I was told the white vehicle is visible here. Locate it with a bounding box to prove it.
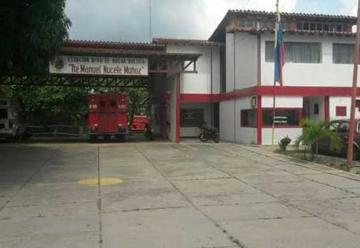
[0,100,29,140]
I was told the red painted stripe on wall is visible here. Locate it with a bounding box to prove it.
[180,94,221,103]
[257,86,360,97]
[181,86,360,104]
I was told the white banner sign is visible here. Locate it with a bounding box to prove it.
[49,56,148,76]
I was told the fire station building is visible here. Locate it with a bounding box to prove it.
[52,10,360,144]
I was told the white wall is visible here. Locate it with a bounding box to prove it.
[166,45,221,94]
[262,96,303,108]
[261,33,358,87]
[181,103,212,137]
[262,128,302,146]
[220,100,235,142]
[234,32,258,90]
[329,96,360,120]
[226,33,235,92]
[304,96,325,121]
[236,97,257,144]
[220,97,257,144]
[225,32,258,93]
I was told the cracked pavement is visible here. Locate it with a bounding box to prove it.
[1,142,360,247]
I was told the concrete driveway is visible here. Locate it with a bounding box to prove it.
[1,142,360,248]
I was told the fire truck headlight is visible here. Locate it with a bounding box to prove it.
[118,124,123,127]
[94,123,98,127]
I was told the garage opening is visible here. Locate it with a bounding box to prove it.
[0,40,200,143]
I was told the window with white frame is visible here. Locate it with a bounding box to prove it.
[265,41,322,64]
[333,43,355,64]
[241,109,257,127]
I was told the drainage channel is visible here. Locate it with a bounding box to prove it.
[96,145,104,248]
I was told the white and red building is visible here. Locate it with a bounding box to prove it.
[165,10,360,145]
[55,10,360,144]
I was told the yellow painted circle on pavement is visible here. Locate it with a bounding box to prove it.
[78,177,123,186]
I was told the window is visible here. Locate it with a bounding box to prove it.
[356,100,360,109]
[181,109,204,127]
[336,24,344,32]
[314,104,319,115]
[266,41,322,63]
[99,101,106,108]
[110,100,117,108]
[323,24,330,31]
[241,110,257,127]
[303,22,309,30]
[296,22,344,32]
[263,109,302,127]
[239,18,256,28]
[0,109,8,119]
[310,23,316,31]
[336,106,347,117]
[297,23,303,30]
[333,44,355,64]
[316,23,323,31]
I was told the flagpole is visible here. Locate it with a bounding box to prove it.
[272,0,280,147]
[347,0,360,167]
[149,0,152,42]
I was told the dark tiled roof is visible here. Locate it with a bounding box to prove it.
[153,38,223,46]
[60,40,202,60]
[228,9,356,20]
[64,39,165,51]
[210,9,357,41]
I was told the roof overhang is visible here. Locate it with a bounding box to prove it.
[59,40,201,76]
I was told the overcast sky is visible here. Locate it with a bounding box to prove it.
[65,0,358,42]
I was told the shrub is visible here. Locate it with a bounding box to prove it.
[279,136,292,151]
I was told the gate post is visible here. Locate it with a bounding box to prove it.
[176,73,181,143]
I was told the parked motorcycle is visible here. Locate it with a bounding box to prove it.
[199,124,219,143]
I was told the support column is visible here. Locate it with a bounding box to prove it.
[257,95,263,145]
[324,96,330,121]
[175,73,181,143]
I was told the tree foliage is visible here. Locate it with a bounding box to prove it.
[0,0,71,75]
[0,85,152,127]
[0,85,89,125]
[295,118,343,160]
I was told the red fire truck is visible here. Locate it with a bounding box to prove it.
[88,94,128,141]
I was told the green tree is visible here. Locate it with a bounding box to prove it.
[127,88,151,127]
[295,118,343,160]
[0,85,89,125]
[0,0,71,75]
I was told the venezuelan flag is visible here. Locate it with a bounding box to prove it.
[274,8,285,86]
